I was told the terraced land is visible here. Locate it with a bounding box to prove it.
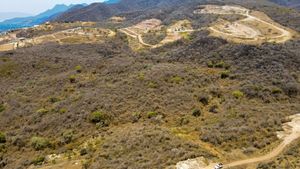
[194,5,297,44]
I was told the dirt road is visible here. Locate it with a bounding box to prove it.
[244,10,292,43]
[198,5,294,44]
[119,27,198,48]
[119,28,155,47]
[223,114,300,168]
[224,134,299,168]
[176,114,300,169]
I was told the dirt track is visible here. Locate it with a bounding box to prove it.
[197,5,294,44]
[120,20,197,48]
[119,28,154,47]
[223,114,300,168]
[176,114,300,169]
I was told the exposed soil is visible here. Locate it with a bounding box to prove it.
[195,5,297,44]
[175,113,300,169]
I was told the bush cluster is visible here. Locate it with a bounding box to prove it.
[31,137,50,150]
[0,133,6,144]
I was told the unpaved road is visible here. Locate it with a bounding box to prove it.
[224,133,299,168]
[119,27,198,48]
[200,5,293,43]
[177,114,300,169]
[244,10,292,43]
[223,114,300,168]
[119,28,154,47]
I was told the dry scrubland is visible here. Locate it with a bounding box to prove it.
[0,31,299,168]
[0,1,299,169]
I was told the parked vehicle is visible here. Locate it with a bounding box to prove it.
[214,163,223,169]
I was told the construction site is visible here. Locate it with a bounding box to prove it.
[194,5,297,44]
[0,24,115,52]
[119,19,195,49]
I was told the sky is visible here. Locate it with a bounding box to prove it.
[0,0,105,15]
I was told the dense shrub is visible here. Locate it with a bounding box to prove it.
[207,61,214,68]
[75,65,82,73]
[0,104,4,112]
[59,108,67,114]
[257,162,276,169]
[31,137,50,150]
[206,60,230,69]
[49,97,60,103]
[170,76,183,84]
[209,105,219,114]
[36,108,48,114]
[131,112,141,123]
[61,130,74,144]
[220,71,230,79]
[215,61,226,68]
[11,136,25,148]
[192,109,201,117]
[0,133,6,144]
[147,111,158,118]
[232,90,244,99]
[89,111,110,126]
[282,82,299,97]
[198,94,209,105]
[80,148,88,156]
[31,156,45,165]
[271,87,282,94]
[69,75,76,83]
[148,82,158,88]
[89,111,104,123]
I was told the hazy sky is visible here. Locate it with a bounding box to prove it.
[1,0,105,14]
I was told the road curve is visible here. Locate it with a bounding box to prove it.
[224,132,299,168]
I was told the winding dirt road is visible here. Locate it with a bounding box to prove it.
[198,5,294,44]
[223,114,300,168]
[119,28,154,47]
[224,133,299,168]
[119,27,199,48]
[177,114,300,169]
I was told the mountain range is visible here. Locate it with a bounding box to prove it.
[0,0,121,32]
[0,4,79,32]
[0,0,298,33]
[271,0,300,9]
[54,0,300,23]
[0,12,32,22]
[0,4,82,32]
[54,0,186,22]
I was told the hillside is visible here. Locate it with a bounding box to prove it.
[0,12,32,22]
[0,0,299,169]
[270,0,300,9]
[54,0,187,22]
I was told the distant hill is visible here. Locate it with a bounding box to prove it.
[0,4,79,32]
[54,0,185,22]
[270,0,300,9]
[0,12,32,22]
[105,0,121,4]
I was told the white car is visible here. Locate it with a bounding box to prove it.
[214,163,223,169]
